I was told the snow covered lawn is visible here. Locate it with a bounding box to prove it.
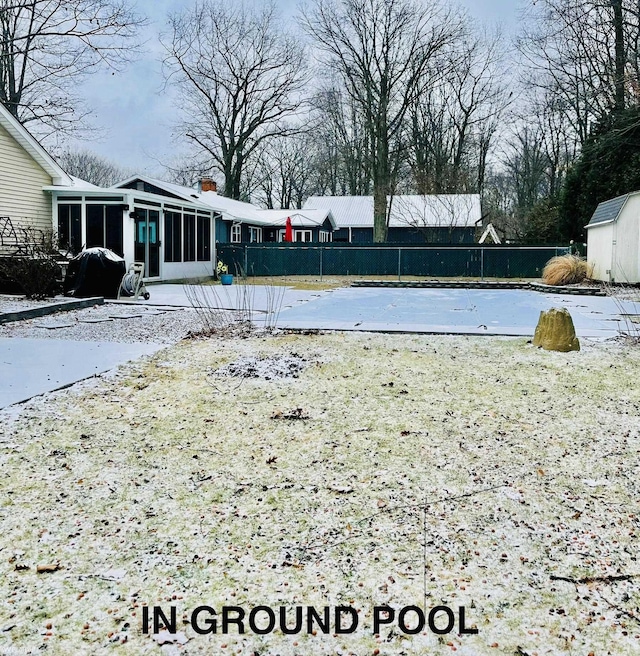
[1,332,639,655]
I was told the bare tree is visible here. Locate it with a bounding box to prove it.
[0,0,146,139]
[504,127,551,214]
[408,24,508,195]
[529,89,579,197]
[160,153,216,189]
[301,0,463,242]
[518,0,640,145]
[393,194,479,243]
[57,149,132,187]
[483,121,560,241]
[255,134,316,209]
[310,84,372,197]
[163,0,308,201]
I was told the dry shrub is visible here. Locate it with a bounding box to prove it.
[0,227,62,298]
[542,254,593,286]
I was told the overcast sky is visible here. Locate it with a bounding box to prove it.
[69,0,524,178]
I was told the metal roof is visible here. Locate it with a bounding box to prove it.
[303,194,481,229]
[114,177,336,227]
[255,208,335,228]
[586,194,629,228]
[113,175,204,203]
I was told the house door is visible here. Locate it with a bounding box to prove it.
[134,208,160,278]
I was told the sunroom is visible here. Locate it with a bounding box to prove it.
[47,183,217,282]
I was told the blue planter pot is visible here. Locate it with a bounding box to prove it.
[220,274,234,285]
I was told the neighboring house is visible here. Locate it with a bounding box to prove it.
[303,194,482,243]
[586,193,640,283]
[218,208,335,244]
[203,188,335,243]
[0,102,78,256]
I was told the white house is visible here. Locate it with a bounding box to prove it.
[586,192,640,283]
[0,102,81,256]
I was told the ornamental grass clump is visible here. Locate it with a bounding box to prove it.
[542,254,593,286]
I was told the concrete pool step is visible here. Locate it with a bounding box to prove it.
[351,280,606,296]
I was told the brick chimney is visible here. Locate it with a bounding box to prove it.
[200,177,217,193]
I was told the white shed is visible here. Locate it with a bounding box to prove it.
[586,192,640,283]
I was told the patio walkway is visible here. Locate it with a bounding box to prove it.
[0,338,162,409]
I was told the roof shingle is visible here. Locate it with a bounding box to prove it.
[586,194,629,227]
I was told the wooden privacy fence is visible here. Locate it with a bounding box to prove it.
[216,244,571,279]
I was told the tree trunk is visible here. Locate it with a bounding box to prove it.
[612,0,625,112]
[372,124,390,242]
[373,182,388,242]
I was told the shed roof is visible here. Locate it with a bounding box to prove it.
[303,194,482,229]
[586,194,630,228]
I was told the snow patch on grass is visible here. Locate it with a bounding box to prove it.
[1,333,639,655]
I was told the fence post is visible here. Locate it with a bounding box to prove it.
[244,245,248,277]
[319,246,323,280]
[480,247,484,281]
[398,247,401,281]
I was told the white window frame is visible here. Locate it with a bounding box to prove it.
[318,230,332,243]
[294,229,313,243]
[249,226,262,243]
[230,223,242,243]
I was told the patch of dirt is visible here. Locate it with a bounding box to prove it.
[271,407,310,420]
[213,353,309,379]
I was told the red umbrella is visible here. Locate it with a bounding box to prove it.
[284,216,293,242]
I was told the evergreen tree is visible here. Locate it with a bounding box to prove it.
[560,107,640,242]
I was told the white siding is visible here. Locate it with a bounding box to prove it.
[0,122,53,256]
[613,195,640,283]
[587,223,614,281]
[162,261,214,281]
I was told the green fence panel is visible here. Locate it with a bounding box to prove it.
[482,247,568,278]
[215,244,571,279]
[259,245,325,276]
[216,245,245,274]
[323,246,399,275]
[400,248,482,277]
